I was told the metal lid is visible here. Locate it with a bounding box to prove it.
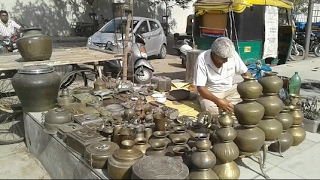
[19,65,54,74]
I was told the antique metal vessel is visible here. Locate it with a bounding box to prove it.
[153,112,167,131]
[258,71,283,94]
[169,125,191,141]
[57,123,83,142]
[237,76,263,99]
[258,117,283,141]
[234,100,265,127]
[269,131,293,152]
[107,140,144,179]
[257,95,284,118]
[276,109,294,130]
[16,27,53,61]
[93,77,106,91]
[133,137,150,154]
[44,108,73,134]
[131,156,189,179]
[12,65,61,112]
[213,161,241,179]
[289,106,304,126]
[234,126,265,153]
[287,126,306,146]
[57,89,75,107]
[84,141,119,169]
[145,141,167,156]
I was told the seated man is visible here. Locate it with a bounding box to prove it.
[194,37,252,116]
[0,10,22,40]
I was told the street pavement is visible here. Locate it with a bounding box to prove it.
[1,40,320,179]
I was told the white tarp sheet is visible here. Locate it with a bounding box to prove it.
[263,6,279,59]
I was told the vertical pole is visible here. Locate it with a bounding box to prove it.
[122,0,133,82]
[305,0,314,58]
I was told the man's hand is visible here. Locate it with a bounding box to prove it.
[216,98,234,112]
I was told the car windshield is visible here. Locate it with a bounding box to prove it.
[99,19,139,33]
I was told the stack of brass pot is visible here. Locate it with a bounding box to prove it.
[189,134,218,179]
[234,76,266,154]
[107,140,143,179]
[270,108,294,152]
[287,95,306,146]
[257,72,284,142]
[212,112,240,179]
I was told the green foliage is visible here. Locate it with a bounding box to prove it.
[288,0,320,14]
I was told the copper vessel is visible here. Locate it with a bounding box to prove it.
[289,106,304,126]
[257,95,284,118]
[258,117,283,141]
[107,140,143,179]
[258,71,283,94]
[269,131,293,153]
[237,76,263,99]
[234,100,265,127]
[276,109,294,130]
[131,156,189,179]
[287,126,306,146]
[234,126,265,153]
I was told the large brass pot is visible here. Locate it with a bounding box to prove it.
[16,27,53,61]
[212,161,240,179]
[258,118,283,141]
[257,95,284,118]
[287,126,306,146]
[258,71,283,94]
[107,140,143,179]
[234,100,265,127]
[212,141,239,163]
[237,76,263,100]
[276,109,294,130]
[234,126,265,153]
[289,106,304,126]
[269,132,293,153]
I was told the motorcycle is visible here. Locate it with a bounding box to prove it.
[0,35,18,53]
[179,39,193,68]
[289,39,305,61]
[296,32,320,57]
[102,33,154,84]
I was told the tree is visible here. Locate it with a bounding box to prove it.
[149,0,194,9]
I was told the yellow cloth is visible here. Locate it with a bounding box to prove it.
[147,84,202,118]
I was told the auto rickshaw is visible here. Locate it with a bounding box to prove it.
[192,0,294,65]
[173,14,194,54]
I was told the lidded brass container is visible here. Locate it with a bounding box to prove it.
[107,140,143,179]
[84,141,119,169]
[44,108,73,134]
[212,112,240,179]
[57,89,75,107]
[131,156,189,179]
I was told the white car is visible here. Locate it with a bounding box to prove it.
[87,16,167,59]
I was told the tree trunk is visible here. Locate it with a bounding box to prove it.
[122,0,133,82]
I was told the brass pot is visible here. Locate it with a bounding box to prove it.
[258,71,283,94]
[57,89,75,107]
[107,140,143,179]
[145,141,167,156]
[133,137,150,154]
[212,161,240,179]
[237,76,263,100]
[44,108,72,134]
[148,131,171,146]
[234,100,265,127]
[212,141,239,163]
[218,112,234,127]
[153,113,167,131]
[17,27,53,61]
[234,126,265,153]
[94,78,106,91]
[289,94,301,107]
[276,109,294,130]
[269,131,293,153]
[169,125,191,141]
[258,118,283,141]
[257,95,284,118]
[287,126,306,146]
[289,106,304,126]
[216,128,237,142]
[189,169,219,179]
[191,135,216,169]
[118,128,136,146]
[83,141,119,169]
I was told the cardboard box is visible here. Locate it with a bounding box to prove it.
[202,13,227,29]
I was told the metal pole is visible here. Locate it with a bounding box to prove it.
[305,0,315,58]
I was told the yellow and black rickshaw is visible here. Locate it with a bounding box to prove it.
[192,0,294,65]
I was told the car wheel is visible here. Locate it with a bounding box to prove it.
[158,44,167,59]
[134,66,152,84]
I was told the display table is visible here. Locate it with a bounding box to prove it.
[24,112,109,179]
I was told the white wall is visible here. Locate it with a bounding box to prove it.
[0,0,195,36]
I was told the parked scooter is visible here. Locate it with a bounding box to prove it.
[0,35,18,53]
[179,39,193,68]
[295,32,320,57]
[102,34,154,84]
[289,39,305,61]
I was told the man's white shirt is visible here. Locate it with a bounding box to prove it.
[0,19,21,37]
[193,50,248,93]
